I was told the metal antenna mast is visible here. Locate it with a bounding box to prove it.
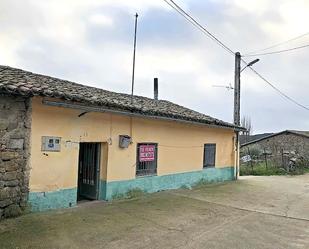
[131,13,139,98]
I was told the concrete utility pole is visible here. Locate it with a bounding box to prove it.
[234,52,241,180]
[234,52,241,126]
[233,53,259,179]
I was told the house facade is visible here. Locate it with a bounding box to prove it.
[0,66,242,216]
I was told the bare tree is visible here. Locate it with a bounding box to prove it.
[241,116,253,139]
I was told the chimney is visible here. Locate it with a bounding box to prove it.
[154,78,158,100]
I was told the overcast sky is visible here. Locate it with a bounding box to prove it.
[0,0,308,133]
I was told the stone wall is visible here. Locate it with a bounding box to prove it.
[0,94,31,219]
[243,133,309,157]
[241,133,309,168]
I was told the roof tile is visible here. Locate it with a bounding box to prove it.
[0,65,242,130]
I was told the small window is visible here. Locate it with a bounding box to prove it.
[136,143,158,176]
[203,144,216,167]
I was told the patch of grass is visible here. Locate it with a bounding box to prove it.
[126,188,145,199]
[22,204,32,215]
[180,184,192,190]
[111,192,127,200]
[240,158,309,176]
[112,188,146,200]
[240,163,285,176]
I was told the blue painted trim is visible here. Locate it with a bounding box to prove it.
[100,166,234,200]
[28,187,77,212]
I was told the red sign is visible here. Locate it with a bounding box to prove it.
[139,145,155,162]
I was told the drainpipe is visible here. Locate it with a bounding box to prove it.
[234,132,239,180]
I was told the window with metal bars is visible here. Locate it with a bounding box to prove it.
[203,144,216,167]
[136,143,158,176]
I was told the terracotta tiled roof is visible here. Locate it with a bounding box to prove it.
[0,65,242,130]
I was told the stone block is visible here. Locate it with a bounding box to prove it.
[3,172,17,181]
[9,130,25,138]
[4,180,19,187]
[7,122,19,131]
[17,172,24,180]
[4,204,22,218]
[20,186,29,193]
[0,187,19,199]
[20,194,28,205]
[0,199,12,208]
[8,139,24,150]
[0,151,19,160]
[0,188,10,199]
[0,110,13,119]
[14,101,26,110]
[3,160,19,172]
[15,158,27,167]
[0,120,9,130]
[0,144,7,150]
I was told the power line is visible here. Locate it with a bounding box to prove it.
[163,0,309,112]
[243,43,309,57]
[242,58,309,111]
[244,31,309,55]
[163,0,235,55]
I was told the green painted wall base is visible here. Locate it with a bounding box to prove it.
[100,166,234,200]
[28,167,234,212]
[28,187,77,212]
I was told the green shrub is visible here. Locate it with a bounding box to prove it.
[289,158,309,175]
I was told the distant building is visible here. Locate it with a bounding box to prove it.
[241,130,309,160]
[240,133,273,145]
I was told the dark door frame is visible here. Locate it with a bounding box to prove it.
[77,142,101,201]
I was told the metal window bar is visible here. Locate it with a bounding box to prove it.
[136,143,158,176]
[81,143,97,186]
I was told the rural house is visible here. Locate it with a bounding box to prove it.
[0,66,243,216]
[241,130,309,165]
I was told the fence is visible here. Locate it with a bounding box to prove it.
[240,147,309,173]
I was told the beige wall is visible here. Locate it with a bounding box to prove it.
[29,97,236,192]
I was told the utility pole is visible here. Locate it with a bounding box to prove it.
[234,52,241,179]
[234,52,241,126]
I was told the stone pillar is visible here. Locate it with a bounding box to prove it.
[0,94,31,219]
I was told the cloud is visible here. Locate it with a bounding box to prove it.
[0,0,308,133]
[88,14,113,27]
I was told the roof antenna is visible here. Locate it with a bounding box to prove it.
[131,13,139,103]
[212,83,234,91]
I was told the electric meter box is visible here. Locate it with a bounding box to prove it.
[119,135,132,148]
[41,136,61,152]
